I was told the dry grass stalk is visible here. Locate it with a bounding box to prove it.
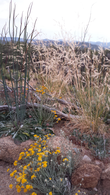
[29,40,109,133]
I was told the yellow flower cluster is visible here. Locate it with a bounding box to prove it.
[8,133,58,195]
[18,152,25,161]
[10,170,17,177]
[36,85,48,95]
[51,110,61,123]
[54,149,61,154]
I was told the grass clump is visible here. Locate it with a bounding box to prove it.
[30,42,109,133]
[8,134,75,195]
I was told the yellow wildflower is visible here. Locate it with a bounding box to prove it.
[24,188,27,193]
[26,152,31,157]
[49,192,52,195]
[7,168,10,172]
[18,156,22,161]
[9,184,13,189]
[37,156,42,161]
[26,185,33,190]
[16,185,20,189]
[45,134,49,138]
[27,163,31,167]
[16,177,22,183]
[34,134,39,138]
[16,185,21,193]
[23,165,27,170]
[13,160,17,166]
[36,89,41,93]
[31,192,37,195]
[42,86,48,90]
[37,162,42,166]
[34,143,38,146]
[51,110,56,114]
[10,170,17,177]
[63,158,69,161]
[42,161,47,168]
[31,150,35,155]
[17,187,21,193]
[31,174,36,180]
[21,178,27,184]
[54,149,60,154]
[19,152,25,156]
[18,152,25,160]
[36,167,40,172]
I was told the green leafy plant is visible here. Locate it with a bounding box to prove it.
[0,110,54,141]
[72,129,110,159]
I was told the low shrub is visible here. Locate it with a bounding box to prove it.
[8,134,75,195]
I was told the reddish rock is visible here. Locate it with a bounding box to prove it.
[71,163,101,188]
[0,136,35,163]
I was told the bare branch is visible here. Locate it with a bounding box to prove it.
[0,102,81,120]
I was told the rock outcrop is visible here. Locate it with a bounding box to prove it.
[0,136,35,163]
[71,163,101,188]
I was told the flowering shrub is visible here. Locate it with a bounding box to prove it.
[8,134,74,195]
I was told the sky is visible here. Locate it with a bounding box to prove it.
[0,0,110,42]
